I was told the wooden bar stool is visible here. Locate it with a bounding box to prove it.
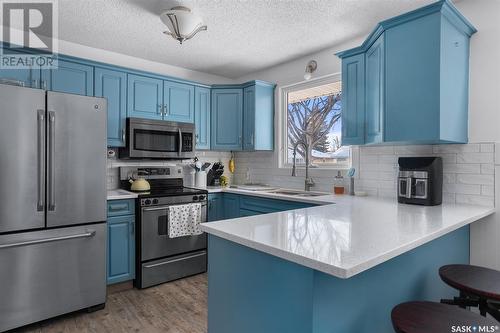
[392,301,498,333]
[440,264,500,321]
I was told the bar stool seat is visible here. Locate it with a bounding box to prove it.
[392,301,498,333]
[440,264,500,320]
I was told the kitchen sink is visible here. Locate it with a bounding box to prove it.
[268,189,329,197]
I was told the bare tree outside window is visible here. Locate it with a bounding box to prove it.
[285,80,348,167]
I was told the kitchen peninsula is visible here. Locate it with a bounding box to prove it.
[200,192,494,333]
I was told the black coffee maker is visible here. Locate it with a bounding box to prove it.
[397,157,443,206]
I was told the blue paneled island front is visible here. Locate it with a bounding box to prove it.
[200,192,494,333]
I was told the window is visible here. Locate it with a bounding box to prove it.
[281,75,349,168]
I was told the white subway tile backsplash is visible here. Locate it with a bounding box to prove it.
[456,174,494,185]
[443,163,481,174]
[456,194,494,207]
[481,164,495,175]
[433,144,480,153]
[481,144,495,153]
[234,142,495,207]
[456,152,494,164]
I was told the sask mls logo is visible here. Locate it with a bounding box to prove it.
[0,0,58,70]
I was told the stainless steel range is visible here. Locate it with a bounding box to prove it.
[120,166,208,289]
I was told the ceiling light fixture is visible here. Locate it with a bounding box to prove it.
[160,6,207,44]
[304,60,317,80]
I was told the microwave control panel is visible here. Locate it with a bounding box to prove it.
[182,133,193,152]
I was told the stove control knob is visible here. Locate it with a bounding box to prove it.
[198,195,206,201]
[193,195,199,201]
[144,199,151,205]
[152,199,159,205]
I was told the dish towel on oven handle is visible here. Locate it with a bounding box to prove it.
[168,203,203,238]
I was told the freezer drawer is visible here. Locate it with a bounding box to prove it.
[0,223,106,332]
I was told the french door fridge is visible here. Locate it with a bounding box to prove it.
[0,84,107,332]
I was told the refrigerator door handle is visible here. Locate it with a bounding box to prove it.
[0,230,96,249]
[178,128,182,155]
[37,110,46,211]
[48,111,56,211]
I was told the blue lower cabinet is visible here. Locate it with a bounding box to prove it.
[208,193,316,221]
[42,59,94,96]
[208,194,223,222]
[107,215,135,284]
[95,67,127,147]
[107,199,136,285]
[223,194,241,219]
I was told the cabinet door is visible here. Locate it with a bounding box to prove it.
[163,81,195,123]
[95,68,127,147]
[194,86,211,150]
[223,193,240,219]
[341,54,365,145]
[208,194,222,222]
[127,74,163,120]
[0,49,41,88]
[107,215,135,284]
[243,86,255,150]
[42,59,93,96]
[211,89,243,150]
[365,34,385,144]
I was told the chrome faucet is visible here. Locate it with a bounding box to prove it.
[291,141,315,191]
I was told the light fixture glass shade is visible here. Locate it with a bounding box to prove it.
[160,6,207,44]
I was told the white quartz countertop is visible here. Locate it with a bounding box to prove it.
[107,189,138,200]
[200,189,495,279]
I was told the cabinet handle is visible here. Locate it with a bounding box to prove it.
[42,80,47,90]
[164,104,168,116]
[130,222,135,235]
[239,135,242,144]
[122,128,126,143]
[157,104,162,115]
[32,79,39,88]
[195,134,199,144]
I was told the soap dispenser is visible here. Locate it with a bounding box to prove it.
[333,171,345,195]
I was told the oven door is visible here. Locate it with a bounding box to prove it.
[140,203,207,262]
[125,118,195,159]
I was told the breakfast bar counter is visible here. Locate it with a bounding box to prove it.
[200,192,495,333]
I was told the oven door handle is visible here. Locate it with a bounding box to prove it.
[142,206,170,212]
[178,128,182,156]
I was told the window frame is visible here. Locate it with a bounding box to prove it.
[278,73,350,170]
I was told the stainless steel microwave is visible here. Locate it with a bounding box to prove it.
[119,118,195,159]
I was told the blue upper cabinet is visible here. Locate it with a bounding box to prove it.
[0,49,41,88]
[243,82,275,151]
[341,54,365,146]
[195,86,211,150]
[163,80,195,123]
[95,67,127,147]
[211,88,243,150]
[365,34,384,144]
[127,74,163,120]
[336,0,476,145]
[41,59,93,96]
[243,86,256,150]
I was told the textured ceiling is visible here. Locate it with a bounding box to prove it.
[58,0,441,79]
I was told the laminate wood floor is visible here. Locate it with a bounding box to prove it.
[13,273,207,333]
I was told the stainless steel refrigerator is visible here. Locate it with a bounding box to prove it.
[0,84,107,332]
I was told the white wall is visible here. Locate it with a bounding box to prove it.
[58,39,234,85]
[234,0,500,270]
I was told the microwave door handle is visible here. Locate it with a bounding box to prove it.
[178,128,182,155]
